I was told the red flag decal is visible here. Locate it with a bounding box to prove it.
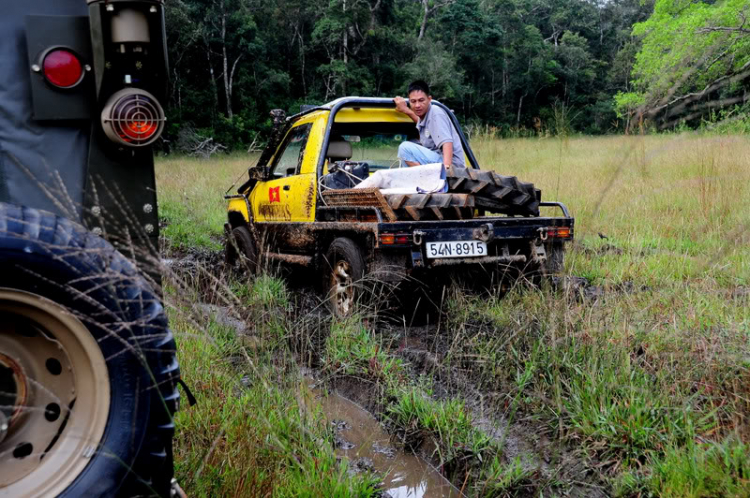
[269,186,281,203]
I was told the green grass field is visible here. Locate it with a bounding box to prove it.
[158,134,750,497]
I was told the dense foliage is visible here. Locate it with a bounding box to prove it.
[164,0,749,149]
[616,0,750,131]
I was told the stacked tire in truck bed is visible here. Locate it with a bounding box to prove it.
[321,165,540,221]
[445,165,540,217]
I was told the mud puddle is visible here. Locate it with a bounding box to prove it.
[303,380,459,498]
[186,300,458,497]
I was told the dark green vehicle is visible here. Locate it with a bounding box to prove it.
[0,1,181,496]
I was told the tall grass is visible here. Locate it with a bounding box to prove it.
[157,153,256,251]
[157,134,750,496]
[162,258,380,496]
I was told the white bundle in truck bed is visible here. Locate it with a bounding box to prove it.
[354,163,447,195]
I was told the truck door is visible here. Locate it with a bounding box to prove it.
[254,122,317,223]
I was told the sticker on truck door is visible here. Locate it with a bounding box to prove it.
[269,186,281,203]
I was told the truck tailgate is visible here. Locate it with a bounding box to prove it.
[375,202,573,267]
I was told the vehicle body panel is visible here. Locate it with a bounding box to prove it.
[0,0,169,266]
[334,108,414,124]
[0,2,91,218]
[251,174,316,222]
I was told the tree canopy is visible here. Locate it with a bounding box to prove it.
[162,0,747,150]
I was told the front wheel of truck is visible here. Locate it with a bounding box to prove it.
[226,225,259,276]
[323,238,365,318]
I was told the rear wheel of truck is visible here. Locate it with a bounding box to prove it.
[544,243,565,276]
[526,242,565,289]
[226,225,258,276]
[398,278,444,326]
[324,238,365,318]
[0,204,179,497]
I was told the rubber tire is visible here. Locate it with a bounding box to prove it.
[398,278,444,326]
[226,225,258,275]
[0,203,179,498]
[446,166,540,217]
[323,238,366,318]
[544,242,565,275]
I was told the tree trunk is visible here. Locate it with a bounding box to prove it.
[296,26,307,97]
[229,54,243,106]
[342,0,348,94]
[418,0,429,41]
[599,17,604,47]
[491,68,495,108]
[220,2,232,120]
[343,31,348,65]
[503,54,509,98]
[516,93,526,128]
[174,68,182,121]
[205,39,219,112]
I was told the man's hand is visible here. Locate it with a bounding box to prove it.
[394,96,409,113]
[394,96,419,123]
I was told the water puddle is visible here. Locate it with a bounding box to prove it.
[304,383,459,498]
[191,301,461,497]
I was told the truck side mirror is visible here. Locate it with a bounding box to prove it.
[248,165,273,182]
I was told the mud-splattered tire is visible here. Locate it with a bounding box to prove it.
[446,165,540,217]
[398,279,444,326]
[324,238,365,318]
[0,203,179,497]
[226,225,258,275]
[544,243,565,275]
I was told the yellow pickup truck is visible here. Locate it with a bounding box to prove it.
[225,97,574,317]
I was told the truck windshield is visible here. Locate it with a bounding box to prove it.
[330,122,418,170]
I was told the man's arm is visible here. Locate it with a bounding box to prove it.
[394,96,419,124]
[432,109,455,166]
[441,142,453,167]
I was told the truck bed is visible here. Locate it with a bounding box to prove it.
[322,188,476,221]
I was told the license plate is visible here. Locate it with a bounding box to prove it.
[425,240,487,259]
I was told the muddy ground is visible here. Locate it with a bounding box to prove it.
[165,246,649,497]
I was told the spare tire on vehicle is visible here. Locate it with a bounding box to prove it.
[445,165,540,217]
[0,203,179,497]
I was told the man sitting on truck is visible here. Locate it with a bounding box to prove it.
[394,80,466,168]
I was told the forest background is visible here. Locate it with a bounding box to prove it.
[163,0,750,150]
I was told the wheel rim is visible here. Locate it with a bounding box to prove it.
[330,260,355,317]
[0,288,111,497]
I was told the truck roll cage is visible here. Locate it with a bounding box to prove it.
[313,97,481,183]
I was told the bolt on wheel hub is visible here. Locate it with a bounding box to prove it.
[0,411,8,445]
